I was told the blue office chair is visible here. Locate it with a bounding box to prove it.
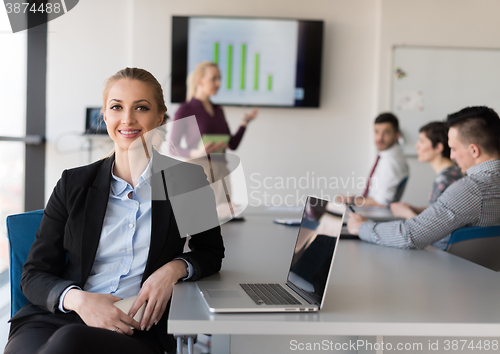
[393,177,408,203]
[445,225,500,271]
[6,210,197,354]
[6,209,43,317]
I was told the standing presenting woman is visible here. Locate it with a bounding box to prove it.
[390,122,462,219]
[5,68,224,354]
[170,61,257,206]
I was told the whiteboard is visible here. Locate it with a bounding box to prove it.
[391,46,500,155]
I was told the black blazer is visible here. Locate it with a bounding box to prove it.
[14,151,225,352]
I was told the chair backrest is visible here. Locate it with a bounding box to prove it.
[5,210,43,316]
[393,176,408,203]
[446,225,500,271]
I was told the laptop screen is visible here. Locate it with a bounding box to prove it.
[287,196,345,306]
[85,107,107,135]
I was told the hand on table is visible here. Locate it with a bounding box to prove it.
[63,290,140,336]
[347,212,369,235]
[128,260,187,332]
[390,202,417,220]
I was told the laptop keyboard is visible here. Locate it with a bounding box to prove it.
[240,283,302,305]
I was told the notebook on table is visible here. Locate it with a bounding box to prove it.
[196,196,345,313]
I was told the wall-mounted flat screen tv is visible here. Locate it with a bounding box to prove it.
[171,16,324,107]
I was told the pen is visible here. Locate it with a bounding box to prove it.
[348,204,356,213]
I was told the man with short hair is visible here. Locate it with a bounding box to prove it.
[347,106,500,250]
[337,112,409,207]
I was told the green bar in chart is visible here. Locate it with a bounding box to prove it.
[213,42,219,64]
[254,53,259,90]
[267,75,272,91]
[240,44,246,90]
[227,44,233,90]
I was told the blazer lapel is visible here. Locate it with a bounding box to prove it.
[80,156,114,284]
[143,154,174,280]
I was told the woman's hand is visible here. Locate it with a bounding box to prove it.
[128,260,187,332]
[63,289,140,336]
[241,108,258,127]
[189,141,228,159]
[390,202,417,220]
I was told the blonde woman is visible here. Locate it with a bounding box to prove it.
[170,61,257,206]
[5,68,224,354]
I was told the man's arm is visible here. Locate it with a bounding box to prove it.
[357,178,482,249]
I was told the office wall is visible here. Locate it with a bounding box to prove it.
[45,0,379,207]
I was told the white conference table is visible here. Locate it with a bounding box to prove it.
[169,214,500,340]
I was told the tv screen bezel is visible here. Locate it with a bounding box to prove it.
[171,15,324,108]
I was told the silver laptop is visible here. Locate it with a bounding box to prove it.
[196,196,346,313]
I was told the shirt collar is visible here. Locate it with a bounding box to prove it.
[466,159,500,176]
[378,143,400,157]
[110,158,153,197]
[139,159,153,187]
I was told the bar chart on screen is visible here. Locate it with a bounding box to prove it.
[187,17,298,106]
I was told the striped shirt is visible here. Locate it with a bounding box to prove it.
[358,159,500,250]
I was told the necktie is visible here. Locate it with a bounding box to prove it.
[363,155,380,198]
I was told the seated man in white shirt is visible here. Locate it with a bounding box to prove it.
[337,113,409,207]
[347,106,500,250]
